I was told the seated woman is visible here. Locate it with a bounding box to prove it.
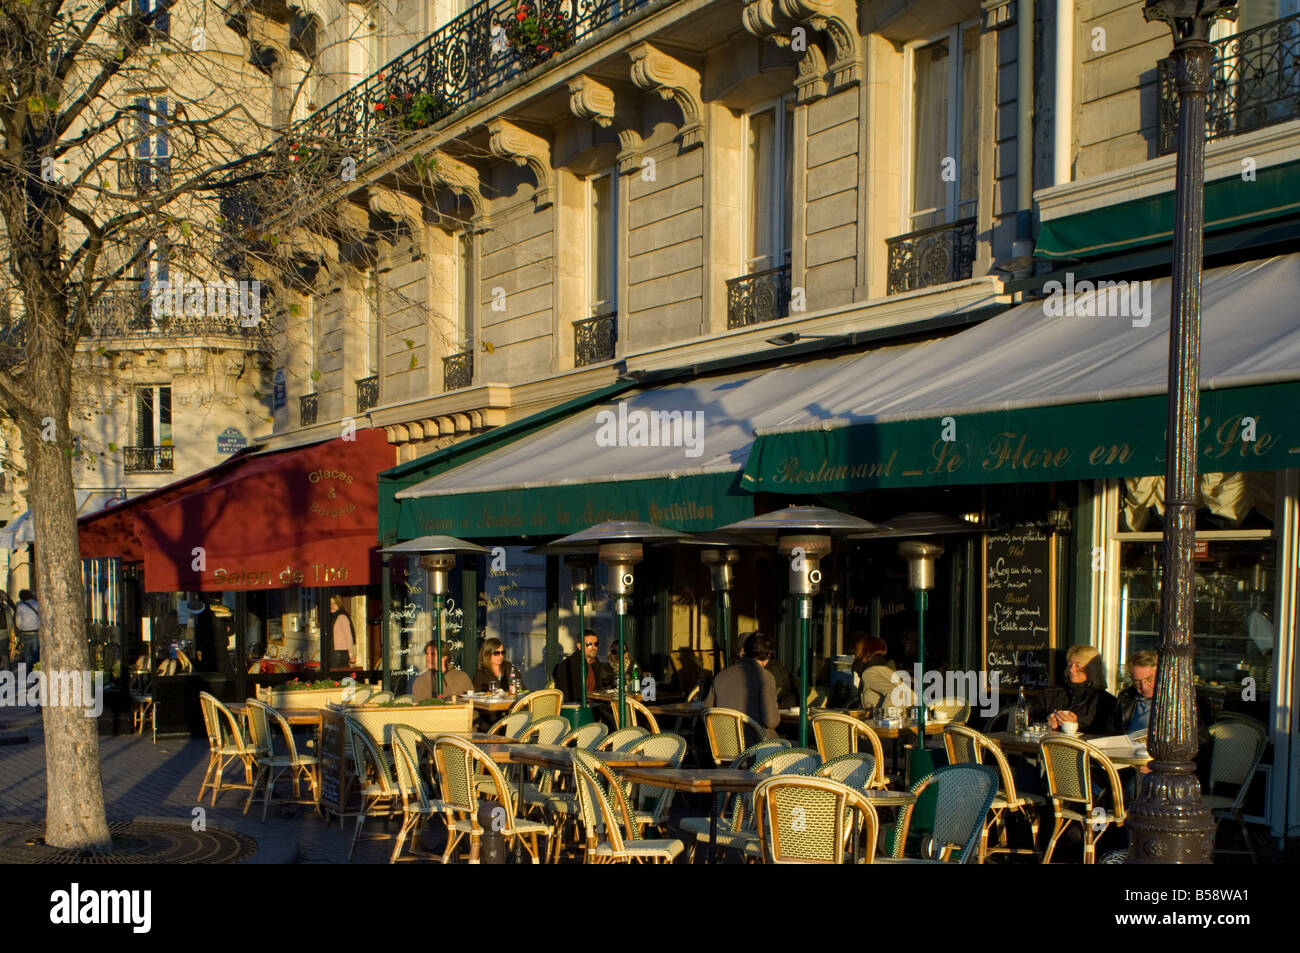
[858,635,913,710]
[473,637,515,693]
[1032,644,1117,733]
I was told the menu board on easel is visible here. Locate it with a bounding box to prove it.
[982,524,1055,689]
[319,707,350,821]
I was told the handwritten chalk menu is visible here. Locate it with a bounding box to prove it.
[983,525,1054,688]
[319,707,350,821]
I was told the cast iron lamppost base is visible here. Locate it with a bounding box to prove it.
[1127,0,1239,865]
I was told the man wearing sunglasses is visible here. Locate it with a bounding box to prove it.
[553,629,614,703]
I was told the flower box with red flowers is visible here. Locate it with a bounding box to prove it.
[504,0,574,68]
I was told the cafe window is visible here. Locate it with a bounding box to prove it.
[480,546,549,689]
[1110,471,1280,709]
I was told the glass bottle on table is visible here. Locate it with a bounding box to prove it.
[1012,685,1029,735]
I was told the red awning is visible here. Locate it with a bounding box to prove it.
[129,429,393,592]
[78,452,261,561]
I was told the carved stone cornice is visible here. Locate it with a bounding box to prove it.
[628,43,704,150]
[423,150,486,223]
[777,0,862,88]
[334,201,372,245]
[567,75,645,174]
[368,186,426,249]
[279,228,339,269]
[795,43,829,103]
[742,0,799,40]
[487,118,553,209]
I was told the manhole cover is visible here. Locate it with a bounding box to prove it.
[0,820,256,864]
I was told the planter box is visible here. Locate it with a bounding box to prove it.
[342,703,474,741]
[258,685,353,710]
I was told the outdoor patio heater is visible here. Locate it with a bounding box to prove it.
[550,521,688,726]
[720,506,882,747]
[380,535,489,694]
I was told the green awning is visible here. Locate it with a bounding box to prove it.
[1035,157,1300,261]
[396,471,752,540]
[741,380,1300,494]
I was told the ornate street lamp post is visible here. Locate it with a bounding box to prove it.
[1128,0,1239,864]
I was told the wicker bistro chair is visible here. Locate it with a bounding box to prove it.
[481,716,573,798]
[433,735,551,863]
[245,699,321,822]
[510,688,563,718]
[367,691,394,705]
[196,692,264,808]
[571,751,684,864]
[884,763,1000,864]
[1203,716,1269,863]
[811,712,888,788]
[680,740,799,863]
[128,668,156,743]
[623,732,689,835]
[348,685,374,704]
[388,725,454,863]
[487,710,532,738]
[345,718,403,860]
[753,775,881,864]
[703,708,767,767]
[612,696,661,734]
[816,753,878,792]
[753,748,822,778]
[392,694,415,704]
[597,726,649,752]
[560,721,609,751]
[944,724,1043,862]
[1039,736,1128,864]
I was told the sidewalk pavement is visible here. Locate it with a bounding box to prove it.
[0,704,391,863]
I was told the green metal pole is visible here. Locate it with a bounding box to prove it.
[906,588,936,842]
[915,588,927,740]
[577,589,588,712]
[718,590,731,666]
[433,591,444,695]
[798,594,810,749]
[616,607,627,728]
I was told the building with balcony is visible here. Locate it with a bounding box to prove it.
[111,0,1300,836]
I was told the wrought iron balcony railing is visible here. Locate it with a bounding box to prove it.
[300,393,318,427]
[117,156,171,193]
[292,0,660,170]
[443,351,473,390]
[356,375,379,413]
[84,293,268,342]
[574,312,617,367]
[727,263,792,329]
[1158,13,1300,155]
[124,446,174,473]
[886,218,977,296]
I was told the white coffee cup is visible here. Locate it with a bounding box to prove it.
[1060,721,1079,735]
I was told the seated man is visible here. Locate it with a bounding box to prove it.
[1032,644,1117,734]
[1108,650,1157,737]
[704,632,779,739]
[552,630,613,702]
[410,641,474,700]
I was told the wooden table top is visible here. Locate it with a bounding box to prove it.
[859,789,918,806]
[227,702,322,728]
[618,767,759,794]
[446,693,516,712]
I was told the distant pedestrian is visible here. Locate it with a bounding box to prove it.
[15,589,39,667]
[329,595,356,669]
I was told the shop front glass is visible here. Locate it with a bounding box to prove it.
[82,557,123,685]
[1115,470,1278,720]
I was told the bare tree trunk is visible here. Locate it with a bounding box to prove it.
[19,392,111,850]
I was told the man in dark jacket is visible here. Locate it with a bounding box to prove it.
[704,632,779,738]
[1107,650,1157,736]
[1033,644,1117,733]
[553,630,614,702]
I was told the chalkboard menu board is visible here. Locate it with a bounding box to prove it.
[982,525,1055,689]
[319,707,351,822]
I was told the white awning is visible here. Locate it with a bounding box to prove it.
[2,490,125,550]
[396,346,916,500]
[756,254,1300,435]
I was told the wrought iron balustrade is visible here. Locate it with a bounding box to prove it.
[84,293,269,343]
[1158,13,1300,155]
[886,218,977,296]
[300,393,318,427]
[443,351,473,390]
[574,311,617,366]
[117,156,171,193]
[356,375,380,413]
[290,0,662,171]
[124,446,173,473]
[726,263,792,329]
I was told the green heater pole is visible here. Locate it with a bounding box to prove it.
[798,594,811,749]
[905,588,937,838]
[718,590,731,667]
[433,590,444,695]
[577,588,588,712]
[616,607,628,729]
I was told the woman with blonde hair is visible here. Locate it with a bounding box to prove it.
[473,637,515,693]
[1032,644,1117,733]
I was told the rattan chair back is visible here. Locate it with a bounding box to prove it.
[612,696,661,733]
[812,712,886,787]
[704,707,767,766]
[488,710,532,738]
[562,721,609,750]
[754,775,879,864]
[518,715,571,745]
[598,726,649,751]
[1040,735,1127,822]
[816,753,877,791]
[753,747,822,777]
[1208,718,1267,808]
[510,688,564,718]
